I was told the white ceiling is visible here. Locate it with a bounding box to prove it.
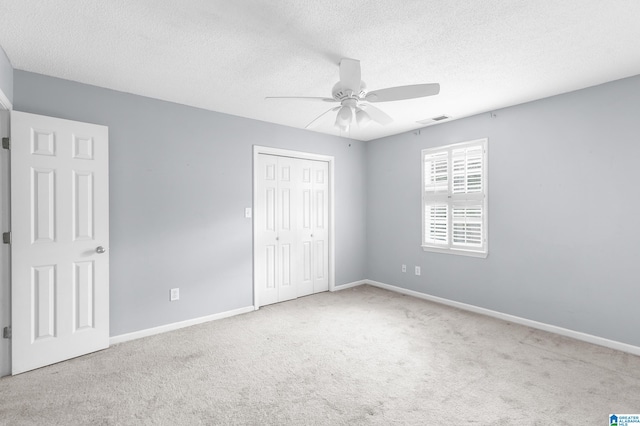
[1,1,639,141]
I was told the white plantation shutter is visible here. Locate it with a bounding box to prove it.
[424,151,448,193]
[452,146,483,194]
[452,205,482,247]
[425,204,448,244]
[422,139,488,257]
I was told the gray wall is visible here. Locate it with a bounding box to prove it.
[14,71,367,336]
[366,74,640,347]
[13,68,640,348]
[0,46,13,105]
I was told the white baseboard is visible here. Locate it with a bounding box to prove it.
[109,305,255,345]
[364,280,640,357]
[109,281,640,357]
[332,280,368,291]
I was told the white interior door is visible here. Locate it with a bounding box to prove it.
[297,160,314,298]
[310,160,329,294]
[10,111,109,375]
[255,153,329,307]
[297,160,329,297]
[255,154,298,306]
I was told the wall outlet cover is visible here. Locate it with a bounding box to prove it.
[170,288,180,301]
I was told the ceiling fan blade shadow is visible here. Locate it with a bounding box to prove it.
[305,106,341,129]
[265,96,337,102]
[365,83,440,103]
[339,58,361,94]
[360,104,393,126]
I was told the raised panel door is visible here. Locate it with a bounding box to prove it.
[11,111,109,375]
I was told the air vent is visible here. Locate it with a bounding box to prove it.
[416,115,451,125]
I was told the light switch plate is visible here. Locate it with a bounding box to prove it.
[245,207,252,218]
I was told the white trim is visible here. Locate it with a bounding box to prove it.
[421,245,488,258]
[363,280,640,357]
[109,305,254,345]
[0,108,9,377]
[252,145,336,308]
[332,280,367,291]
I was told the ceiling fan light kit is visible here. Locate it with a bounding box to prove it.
[335,105,353,131]
[267,58,440,133]
[355,108,372,128]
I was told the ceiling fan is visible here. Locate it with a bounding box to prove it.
[266,58,440,132]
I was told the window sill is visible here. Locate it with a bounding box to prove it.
[421,245,488,259]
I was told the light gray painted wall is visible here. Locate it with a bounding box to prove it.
[366,74,640,347]
[13,71,367,336]
[0,46,13,106]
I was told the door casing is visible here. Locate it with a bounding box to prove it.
[252,145,335,309]
[0,98,11,377]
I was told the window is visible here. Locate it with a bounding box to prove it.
[422,138,488,257]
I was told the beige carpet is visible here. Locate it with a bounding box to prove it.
[0,285,638,425]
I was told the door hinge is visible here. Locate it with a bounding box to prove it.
[2,326,10,339]
[2,232,10,244]
[1,137,8,150]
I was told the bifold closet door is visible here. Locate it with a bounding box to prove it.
[297,159,329,297]
[255,154,329,307]
[255,154,298,306]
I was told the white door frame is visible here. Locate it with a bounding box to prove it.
[0,89,12,377]
[252,146,335,309]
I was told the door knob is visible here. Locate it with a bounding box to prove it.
[96,246,106,254]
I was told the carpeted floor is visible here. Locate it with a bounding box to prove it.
[0,285,638,425]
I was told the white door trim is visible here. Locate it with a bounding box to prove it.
[252,146,335,309]
[0,76,13,377]
[0,105,10,377]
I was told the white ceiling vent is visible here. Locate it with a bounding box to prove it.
[417,115,450,125]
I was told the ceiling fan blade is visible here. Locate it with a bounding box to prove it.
[265,96,337,103]
[360,104,393,126]
[339,58,361,95]
[365,83,440,103]
[305,106,341,129]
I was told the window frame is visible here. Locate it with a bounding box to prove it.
[421,138,488,258]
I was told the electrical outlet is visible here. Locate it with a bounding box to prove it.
[170,288,180,301]
[415,266,421,276]
[402,264,406,273]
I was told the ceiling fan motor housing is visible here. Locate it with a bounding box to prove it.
[332,81,367,102]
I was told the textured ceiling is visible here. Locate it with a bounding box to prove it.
[1,1,639,141]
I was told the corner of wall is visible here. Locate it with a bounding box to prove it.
[0,45,14,108]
